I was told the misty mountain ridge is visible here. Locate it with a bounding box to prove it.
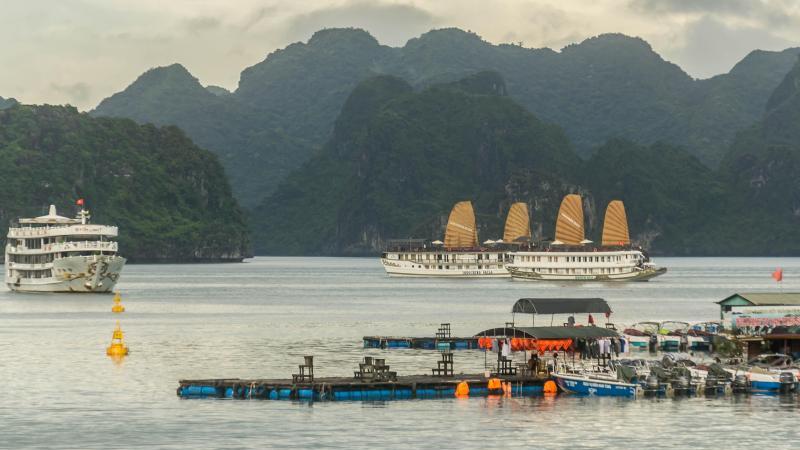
[0,96,17,109]
[92,27,800,209]
[252,63,800,256]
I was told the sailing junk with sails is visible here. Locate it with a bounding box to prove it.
[444,201,479,248]
[503,202,531,243]
[506,195,665,281]
[380,196,665,280]
[380,201,512,277]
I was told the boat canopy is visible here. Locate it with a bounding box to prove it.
[553,194,584,245]
[511,297,612,315]
[503,202,530,243]
[19,205,79,224]
[601,200,630,246]
[474,326,619,339]
[443,201,478,248]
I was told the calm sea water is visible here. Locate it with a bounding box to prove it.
[1,257,799,449]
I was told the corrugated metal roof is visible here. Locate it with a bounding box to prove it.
[718,293,800,306]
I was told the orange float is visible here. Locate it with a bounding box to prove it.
[455,381,470,397]
[543,380,558,394]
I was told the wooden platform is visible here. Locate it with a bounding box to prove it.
[178,373,548,401]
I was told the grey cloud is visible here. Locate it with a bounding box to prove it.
[664,15,795,78]
[629,0,800,28]
[183,16,222,35]
[49,82,91,105]
[284,1,439,46]
[630,0,755,15]
[241,6,279,31]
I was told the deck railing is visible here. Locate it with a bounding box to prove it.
[7,225,118,238]
[6,241,118,254]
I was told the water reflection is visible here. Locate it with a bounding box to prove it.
[1,257,799,448]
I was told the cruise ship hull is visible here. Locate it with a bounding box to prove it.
[380,257,510,278]
[507,266,666,282]
[5,255,126,293]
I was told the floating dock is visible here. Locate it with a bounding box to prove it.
[178,374,547,401]
[362,336,480,350]
[363,323,480,350]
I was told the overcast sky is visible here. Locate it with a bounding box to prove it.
[2,0,799,110]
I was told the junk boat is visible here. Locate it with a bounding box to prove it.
[506,196,666,282]
[4,203,125,292]
[380,201,527,277]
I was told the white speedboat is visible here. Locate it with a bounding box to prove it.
[4,204,126,292]
[506,196,666,282]
[726,354,800,393]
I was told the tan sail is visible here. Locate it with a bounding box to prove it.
[503,202,531,242]
[553,194,584,245]
[601,200,630,246]
[444,201,478,248]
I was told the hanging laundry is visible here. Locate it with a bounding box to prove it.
[502,339,511,358]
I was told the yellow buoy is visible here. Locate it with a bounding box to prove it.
[106,321,129,357]
[111,292,125,313]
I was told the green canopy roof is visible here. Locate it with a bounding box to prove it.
[717,293,800,307]
[474,326,619,339]
[512,298,611,315]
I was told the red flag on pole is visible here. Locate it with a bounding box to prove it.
[76,198,84,206]
[772,268,783,282]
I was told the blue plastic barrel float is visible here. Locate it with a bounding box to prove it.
[278,388,292,399]
[388,340,411,348]
[180,385,218,397]
[297,389,314,400]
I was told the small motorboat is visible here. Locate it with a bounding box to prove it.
[725,354,799,393]
[553,365,641,397]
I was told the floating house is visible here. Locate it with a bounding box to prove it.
[740,327,800,360]
[717,292,800,332]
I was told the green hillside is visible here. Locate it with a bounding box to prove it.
[92,64,306,206]
[251,67,800,256]
[93,28,800,209]
[0,104,250,262]
[251,72,581,255]
[717,57,800,255]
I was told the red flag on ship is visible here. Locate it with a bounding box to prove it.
[772,268,783,282]
[76,198,84,206]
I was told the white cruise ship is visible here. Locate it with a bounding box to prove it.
[380,201,530,277]
[4,204,126,292]
[506,195,666,282]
